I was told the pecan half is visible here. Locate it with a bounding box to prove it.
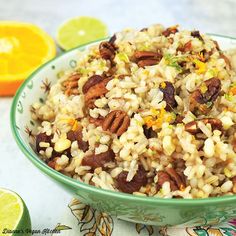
[190,78,221,115]
[185,118,223,135]
[99,41,116,60]
[162,26,179,37]
[81,149,115,169]
[102,110,130,136]
[116,166,147,193]
[137,59,159,67]
[177,41,192,53]
[156,171,178,191]
[82,75,104,94]
[166,168,186,189]
[134,51,161,59]
[47,157,59,170]
[134,51,162,67]
[67,129,89,152]
[84,77,110,106]
[62,72,80,96]
[89,117,104,127]
[174,114,184,124]
[159,81,177,111]
[156,168,186,191]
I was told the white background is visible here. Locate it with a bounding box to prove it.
[1,0,236,230]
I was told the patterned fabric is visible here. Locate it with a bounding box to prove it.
[51,199,236,236]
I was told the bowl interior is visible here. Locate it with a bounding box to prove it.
[11,34,236,205]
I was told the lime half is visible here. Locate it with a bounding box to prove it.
[56,16,108,50]
[0,188,31,236]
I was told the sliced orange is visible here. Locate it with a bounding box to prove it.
[0,21,56,96]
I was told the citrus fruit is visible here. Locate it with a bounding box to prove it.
[56,16,108,50]
[0,21,56,96]
[0,188,31,236]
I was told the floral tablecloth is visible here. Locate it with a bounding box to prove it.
[50,198,236,236]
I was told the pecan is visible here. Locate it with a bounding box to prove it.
[162,26,179,37]
[134,51,162,68]
[102,110,130,136]
[67,129,89,152]
[174,114,184,124]
[137,59,159,67]
[134,51,161,59]
[36,133,52,152]
[159,81,177,111]
[190,78,221,115]
[191,31,203,41]
[156,171,178,191]
[82,149,115,169]
[62,72,80,96]
[89,117,104,127]
[47,157,59,169]
[156,168,186,191]
[178,41,192,53]
[166,168,186,189]
[82,75,104,94]
[116,166,147,193]
[84,78,110,105]
[185,118,223,135]
[99,41,116,60]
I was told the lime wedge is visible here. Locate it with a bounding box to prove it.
[0,188,31,236]
[56,16,108,50]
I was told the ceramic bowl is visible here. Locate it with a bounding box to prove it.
[11,35,236,227]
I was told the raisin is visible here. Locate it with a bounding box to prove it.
[36,133,52,152]
[67,130,88,152]
[81,150,115,169]
[190,78,221,115]
[159,81,177,111]
[143,125,156,139]
[116,166,147,193]
[191,31,203,41]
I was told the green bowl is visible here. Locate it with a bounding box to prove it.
[11,34,236,227]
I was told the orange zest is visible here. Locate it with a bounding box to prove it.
[229,86,236,96]
[193,59,206,74]
[143,108,174,129]
[0,21,56,96]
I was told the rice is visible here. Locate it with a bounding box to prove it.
[32,24,236,199]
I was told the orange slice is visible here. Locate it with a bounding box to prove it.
[0,21,56,96]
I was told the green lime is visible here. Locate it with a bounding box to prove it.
[0,188,31,236]
[56,16,108,50]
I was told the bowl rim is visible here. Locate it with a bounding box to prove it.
[11,34,236,206]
